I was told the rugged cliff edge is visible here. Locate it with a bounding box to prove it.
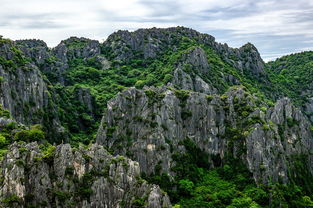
[1,27,313,207]
[0,142,170,208]
[0,38,65,140]
[96,86,313,185]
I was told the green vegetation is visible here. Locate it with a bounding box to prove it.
[2,194,21,207]
[14,124,45,142]
[174,90,190,108]
[63,37,88,49]
[0,37,30,71]
[0,105,10,118]
[37,34,202,143]
[145,89,165,106]
[1,28,312,146]
[52,190,70,202]
[132,196,147,208]
[76,172,94,199]
[1,28,313,207]
[266,51,313,105]
[145,138,313,208]
[0,108,23,160]
[41,144,56,165]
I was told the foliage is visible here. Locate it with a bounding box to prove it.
[0,135,6,147]
[266,51,313,105]
[52,190,70,202]
[14,124,45,142]
[0,121,22,161]
[0,29,312,208]
[40,143,56,164]
[146,138,313,208]
[2,194,21,207]
[0,38,30,71]
[75,172,94,199]
[0,105,10,118]
[132,196,146,208]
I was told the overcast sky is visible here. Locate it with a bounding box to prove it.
[1,0,313,61]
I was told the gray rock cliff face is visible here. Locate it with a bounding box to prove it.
[103,27,216,61]
[104,27,266,82]
[0,27,312,207]
[0,41,62,136]
[179,47,210,74]
[15,37,102,86]
[53,37,101,64]
[0,142,171,208]
[246,98,313,184]
[15,40,50,65]
[304,97,313,123]
[172,68,217,94]
[214,42,266,79]
[0,64,51,124]
[96,86,313,185]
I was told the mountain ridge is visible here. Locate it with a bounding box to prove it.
[0,26,313,207]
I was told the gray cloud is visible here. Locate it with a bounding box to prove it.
[0,0,312,61]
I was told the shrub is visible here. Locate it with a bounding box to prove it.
[174,90,190,102]
[132,197,146,208]
[262,124,270,131]
[181,110,192,120]
[2,194,21,206]
[14,124,45,142]
[206,95,214,103]
[174,90,190,107]
[76,172,94,199]
[0,135,6,147]
[52,190,70,202]
[287,117,298,127]
[135,80,145,88]
[163,74,173,83]
[0,105,10,118]
[178,179,194,196]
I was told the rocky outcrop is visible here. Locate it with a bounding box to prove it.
[0,142,171,208]
[304,97,313,123]
[76,88,96,116]
[0,40,63,138]
[0,63,52,124]
[246,98,313,184]
[103,27,216,61]
[238,43,265,76]
[215,42,266,78]
[172,68,217,94]
[15,40,50,65]
[179,47,210,74]
[96,86,313,185]
[15,37,102,86]
[53,37,101,63]
[1,26,313,207]
[104,27,266,82]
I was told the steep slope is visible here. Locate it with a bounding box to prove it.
[1,27,277,144]
[96,86,313,184]
[96,85,313,206]
[0,37,64,140]
[1,27,313,207]
[266,51,313,123]
[102,27,270,93]
[0,142,170,208]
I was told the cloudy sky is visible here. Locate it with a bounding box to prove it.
[1,0,313,61]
